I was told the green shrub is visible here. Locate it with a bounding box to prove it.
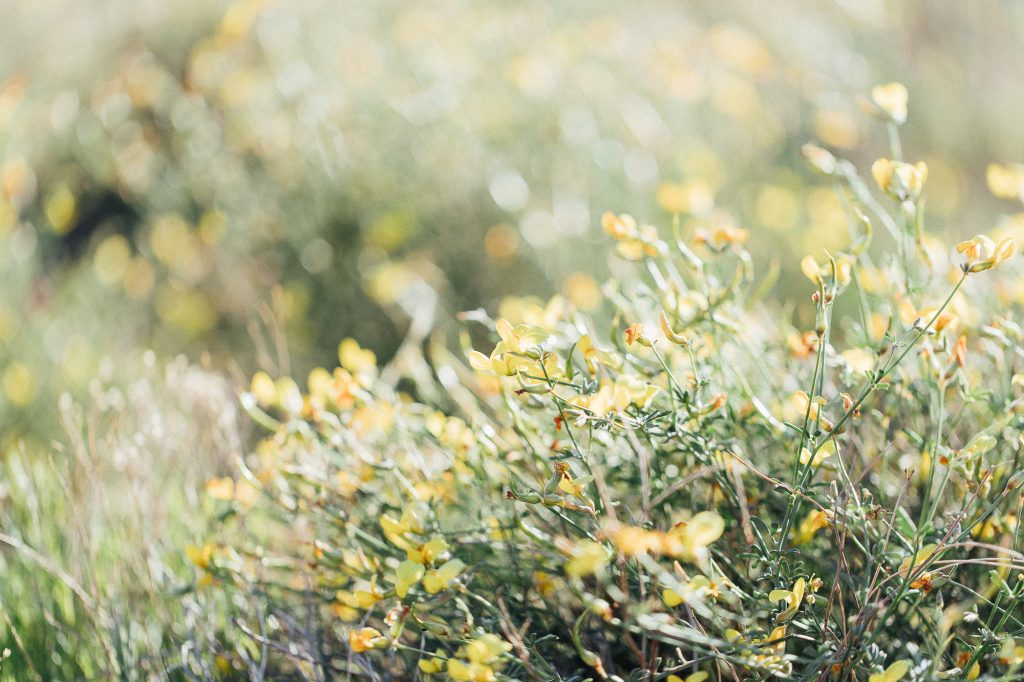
[184,91,1024,681]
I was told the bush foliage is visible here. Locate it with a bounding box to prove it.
[181,92,1024,681]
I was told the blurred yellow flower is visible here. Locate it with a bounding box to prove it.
[668,673,708,682]
[602,211,638,240]
[798,442,834,468]
[576,334,619,375]
[380,504,426,539]
[395,559,425,598]
[3,362,36,407]
[44,183,77,234]
[814,109,860,149]
[336,577,384,612]
[423,559,465,594]
[348,627,386,653]
[205,477,235,500]
[610,525,663,556]
[563,273,602,311]
[842,348,875,374]
[570,376,659,416]
[659,311,691,346]
[564,540,611,577]
[870,82,909,124]
[792,510,831,544]
[802,143,837,176]
[602,212,665,259]
[868,659,910,682]
[93,234,131,286]
[656,180,713,215]
[407,536,449,565]
[801,253,851,286]
[533,571,557,597]
[624,322,645,346]
[999,637,1024,665]
[871,158,927,200]
[663,511,725,563]
[418,651,447,674]
[986,162,1024,201]
[338,338,377,375]
[250,371,277,406]
[447,634,512,681]
[185,543,214,570]
[461,634,511,665]
[663,588,684,607]
[898,543,938,576]
[693,224,749,249]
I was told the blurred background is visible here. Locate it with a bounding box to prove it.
[2,0,1024,443]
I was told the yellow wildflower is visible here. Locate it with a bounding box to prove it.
[870,82,909,124]
[461,634,512,665]
[249,371,277,407]
[602,212,665,259]
[185,543,215,570]
[380,505,426,540]
[659,311,691,346]
[418,651,447,674]
[693,225,749,249]
[871,158,928,200]
[533,571,558,597]
[447,660,496,681]
[348,627,386,653]
[956,235,1016,272]
[336,577,384,612]
[423,559,466,594]
[792,510,831,545]
[610,525,663,556]
[576,334,619,375]
[273,376,303,414]
[899,544,939,576]
[663,575,721,608]
[330,602,359,621]
[338,338,376,375]
[868,659,911,682]
[473,318,556,379]
[801,253,852,286]
[395,560,425,598]
[447,634,512,682]
[799,441,835,468]
[407,536,449,565]
[663,588,684,607]
[769,577,805,622]
[784,391,831,429]
[662,511,725,564]
[624,322,645,346]
[570,376,659,416]
[557,469,590,499]
[602,211,638,240]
